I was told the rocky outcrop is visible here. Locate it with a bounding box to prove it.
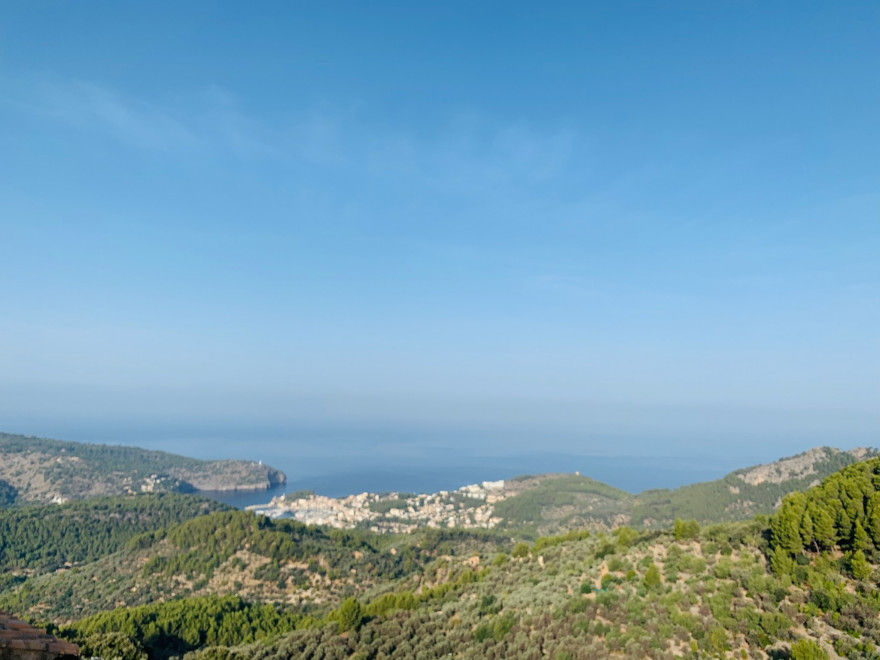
[171,461,287,492]
[736,447,879,486]
[736,447,833,486]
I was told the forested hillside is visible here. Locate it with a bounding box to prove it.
[493,474,631,536]
[0,508,508,622]
[0,433,286,503]
[0,494,227,575]
[247,448,875,541]
[6,457,877,660]
[629,446,876,529]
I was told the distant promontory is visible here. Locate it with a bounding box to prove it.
[0,433,286,505]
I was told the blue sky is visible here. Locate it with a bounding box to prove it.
[1,2,878,455]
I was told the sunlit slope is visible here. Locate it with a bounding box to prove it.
[481,447,877,535]
[0,508,506,622]
[0,493,227,576]
[143,458,880,659]
[493,473,632,536]
[0,433,287,503]
[630,446,877,528]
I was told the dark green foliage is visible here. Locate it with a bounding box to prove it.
[3,447,880,660]
[511,542,530,558]
[142,510,422,583]
[368,498,408,514]
[474,612,516,643]
[0,480,18,506]
[493,474,629,534]
[643,563,661,590]
[771,458,880,561]
[673,518,700,541]
[478,594,500,616]
[0,506,510,622]
[0,494,226,573]
[62,595,300,660]
[411,527,509,556]
[532,529,590,553]
[632,448,869,528]
[363,591,417,618]
[849,550,872,580]
[335,598,363,632]
[79,632,148,660]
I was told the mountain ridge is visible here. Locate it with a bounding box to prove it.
[7,455,880,660]
[249,445,878,537]
[0,433,287,505]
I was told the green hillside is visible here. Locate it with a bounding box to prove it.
[494,474,631,537]
[0,433,287,503]
[0,508,508,622]
[13,457,877,660]
[630,446,876,528]
[0,493,227,575]
[449,447,878,536]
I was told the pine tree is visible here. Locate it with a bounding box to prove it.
[772,498,805,555]
[770,546,795,576]
[852,520,871,552]
[800,510,815,550]
[337,597,363,632]
[643,564,661,590]
[811,507,836,550]
[866,494,880,546]
[837,508,852,543]
[849,550,872,580]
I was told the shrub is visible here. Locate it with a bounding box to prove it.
[790,639,829,660]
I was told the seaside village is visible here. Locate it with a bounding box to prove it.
[248,480,507,533]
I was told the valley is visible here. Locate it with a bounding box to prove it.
[0,435,878,660]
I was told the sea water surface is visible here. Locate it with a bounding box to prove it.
[200,453,732,509]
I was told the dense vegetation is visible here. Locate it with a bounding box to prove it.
[0,507,509,622]
[0,435,209,472]
[495,474,630,536]
[3,447,880,660]
[770,456,880,558]
[59,596,303,660]
[631,447,870,528]
[487,448,873,536]
[763,457,880,657]
[0,433,285,503]
[0,479,17,506]
[0,494,227,574]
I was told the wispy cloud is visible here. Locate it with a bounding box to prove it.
[10,76,584,193]
[13,78,279,158]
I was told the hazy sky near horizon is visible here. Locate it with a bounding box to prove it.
[1,2,878,450]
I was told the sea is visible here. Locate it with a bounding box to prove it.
[11,421,797,510]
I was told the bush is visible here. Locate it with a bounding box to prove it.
[336,597,363,632]
[790,639,829,660]
[511,542,530,558]
[643,564,661,590]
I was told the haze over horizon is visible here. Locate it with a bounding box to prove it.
[2,3,878,461]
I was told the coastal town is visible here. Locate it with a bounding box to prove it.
[247,480,507,533]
